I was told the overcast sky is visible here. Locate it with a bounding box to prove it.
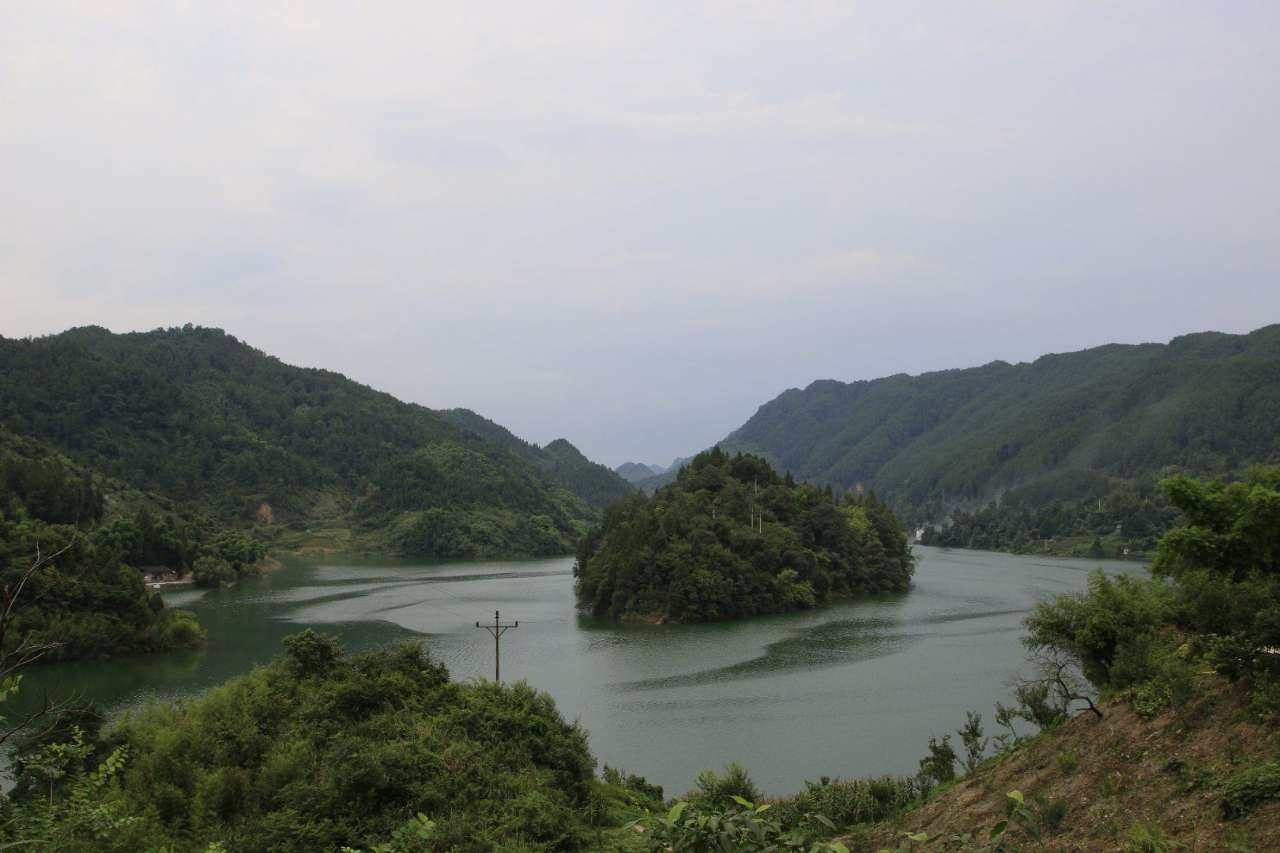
[4,2,1279,467]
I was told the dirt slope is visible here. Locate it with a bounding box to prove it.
[863,679,1280,851]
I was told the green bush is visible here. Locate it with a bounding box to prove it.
[916,735,958,793]
[601,765,664,804]
[192,555,234,588]
[1122,822,1179,853]
[630,798,848,853]
[1220,761,1280,819]
[4,632,599,852]
[771,775,919,829]
[1024,571,1174,689]
[692,763,761,808]
[1021,467,1280,716]
[158,609,206,649]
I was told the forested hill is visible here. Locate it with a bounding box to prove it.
[614,461,665,484]
[574,448,913,623]
[0,325,626,558]
[715,325,1280,544]
[438,408,634,509]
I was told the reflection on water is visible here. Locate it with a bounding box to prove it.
[16,547,1143,794]
[615,617,910,691]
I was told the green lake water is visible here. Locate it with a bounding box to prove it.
[26,545,1142,795]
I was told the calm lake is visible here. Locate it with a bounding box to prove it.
[27,545,1142,795]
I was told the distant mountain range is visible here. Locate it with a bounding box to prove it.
[614,461,666,483]
[658,326,1280,533]
[0,326,632,557]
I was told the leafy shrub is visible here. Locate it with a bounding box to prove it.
[916,735,957,793]
[601,765,664,805]
[1024,571,1174,689]
[1220,761,1280,819]
[1122,822,1180,853]
[771,775,919,830]
[192,555,234,588]
[693,762,761,808]
[158,609,206,649]
[777,568,818,609]
[6,632,599,852]
[631,798,848,853]
[1248,669,1280,720]
[1128,640,1196,719]
[957,712,987,774]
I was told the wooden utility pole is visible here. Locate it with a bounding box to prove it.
[476,610,519,682]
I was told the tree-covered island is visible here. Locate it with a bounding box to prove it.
[574,448,914,623]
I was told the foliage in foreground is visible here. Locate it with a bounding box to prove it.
[1025,466,1280,710]
[621,764,920,853]
[629,796,850,853]
[575,448,914,622]
[1,631,597,852]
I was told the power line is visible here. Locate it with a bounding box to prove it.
[475,609,518,682]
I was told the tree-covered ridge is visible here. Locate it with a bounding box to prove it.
[718,324,1280,544]
[574,448,914,623]
[0,326,623,557]
[353,441,585,558]
[921,475,1179,558]
[440,408,634,510]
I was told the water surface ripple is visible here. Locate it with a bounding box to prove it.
[19,546,1142,794]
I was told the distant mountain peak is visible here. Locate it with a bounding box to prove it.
[614,461,667,484]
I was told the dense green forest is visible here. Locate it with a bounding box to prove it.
[0,428,224,661]
[440,409,634,511]
[711,325,1280,551]
[0,326,631,559]
[920,474,1179,557]
[574,448,914,622]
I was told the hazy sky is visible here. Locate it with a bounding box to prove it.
[4,2,1279,467]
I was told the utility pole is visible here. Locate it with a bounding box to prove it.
[476,609,519,682]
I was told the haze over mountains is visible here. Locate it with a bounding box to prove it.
[641,326,1280,524]
[614,462,666,484]
[8,323,1279,553]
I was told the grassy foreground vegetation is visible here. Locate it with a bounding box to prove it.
[574,448,914,623]
[1,631,598,852]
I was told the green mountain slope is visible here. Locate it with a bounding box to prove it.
[715,325,1280,542]
[439,409,634,509]
[0,326,618,558]
[616,461,667,482]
